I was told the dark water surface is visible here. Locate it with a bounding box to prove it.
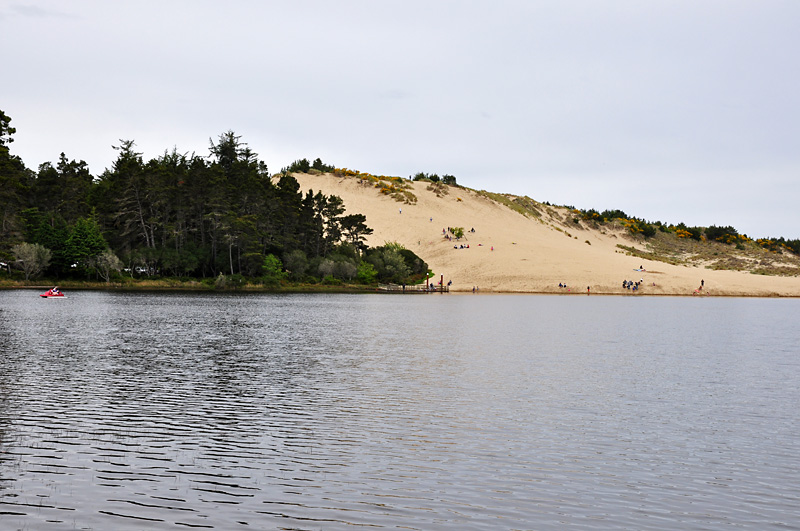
[1,290,798,529]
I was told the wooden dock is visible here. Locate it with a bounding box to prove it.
[378,284,449,293]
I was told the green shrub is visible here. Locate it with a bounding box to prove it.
[261,254,287,284]
[356,261,378,284]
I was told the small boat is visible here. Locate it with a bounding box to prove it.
[40,289,65,298]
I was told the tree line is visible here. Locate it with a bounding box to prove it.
[576,206,800,254]
[0,110,427,285]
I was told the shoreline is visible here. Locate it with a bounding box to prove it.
[3,284,798,298]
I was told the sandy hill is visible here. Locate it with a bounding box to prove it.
[290,172,800,297]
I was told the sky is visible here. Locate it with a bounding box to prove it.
[3,1,799,239]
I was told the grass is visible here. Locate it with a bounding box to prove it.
[612,229,800,275]
[615,244,685,266]
[426,182,449,197]
[0,277,385,293]
[476,191,542,218]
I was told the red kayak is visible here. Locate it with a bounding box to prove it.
[40,290,65,298]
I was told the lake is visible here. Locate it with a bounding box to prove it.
[1,290,798,529]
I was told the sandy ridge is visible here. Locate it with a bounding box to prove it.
[290,173,800,297]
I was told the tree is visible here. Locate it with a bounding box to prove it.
[22,208,71,276]
[12,242,51,280]
[311,158,334,172]
[366,244,412,282]
[209,130,250,173]
[340,213,373,251]
[282,158,310,173]
[380,246,410,281]
[31,154,93,222]
[0,109,16,148]
[399,248,428,277]
[97,140,150,249]
[0,110,31,245]
[334,260,357,280]
[65,216,107,276]
[318,194,345,256]
[283,249,308,280]
[94,249,123,282]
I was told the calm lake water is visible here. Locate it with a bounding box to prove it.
[0,290,798,530]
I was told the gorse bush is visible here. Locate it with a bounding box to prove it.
[704,225,749,245]
[756,237,800,254]
[332,168,418,204]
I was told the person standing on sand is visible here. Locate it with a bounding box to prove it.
[587,286,590,294]
[701,279,704,287]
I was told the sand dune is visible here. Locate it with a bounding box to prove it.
[291,173,800,297]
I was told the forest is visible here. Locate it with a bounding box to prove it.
[0,110,428,287]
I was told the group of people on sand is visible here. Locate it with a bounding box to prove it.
[443,227,481,250]
[551,269,709,295]
[623,279,643,291]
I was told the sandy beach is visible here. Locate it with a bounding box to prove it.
[291,173,800,297]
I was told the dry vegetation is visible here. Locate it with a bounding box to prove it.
[612,224,800,276]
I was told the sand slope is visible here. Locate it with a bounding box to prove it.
[291,173,800,296]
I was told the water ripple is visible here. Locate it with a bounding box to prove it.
[1,292,799,528]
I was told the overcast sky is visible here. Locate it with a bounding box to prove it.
[3,1,799,238]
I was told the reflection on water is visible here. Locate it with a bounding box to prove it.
[1,291,799,529]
